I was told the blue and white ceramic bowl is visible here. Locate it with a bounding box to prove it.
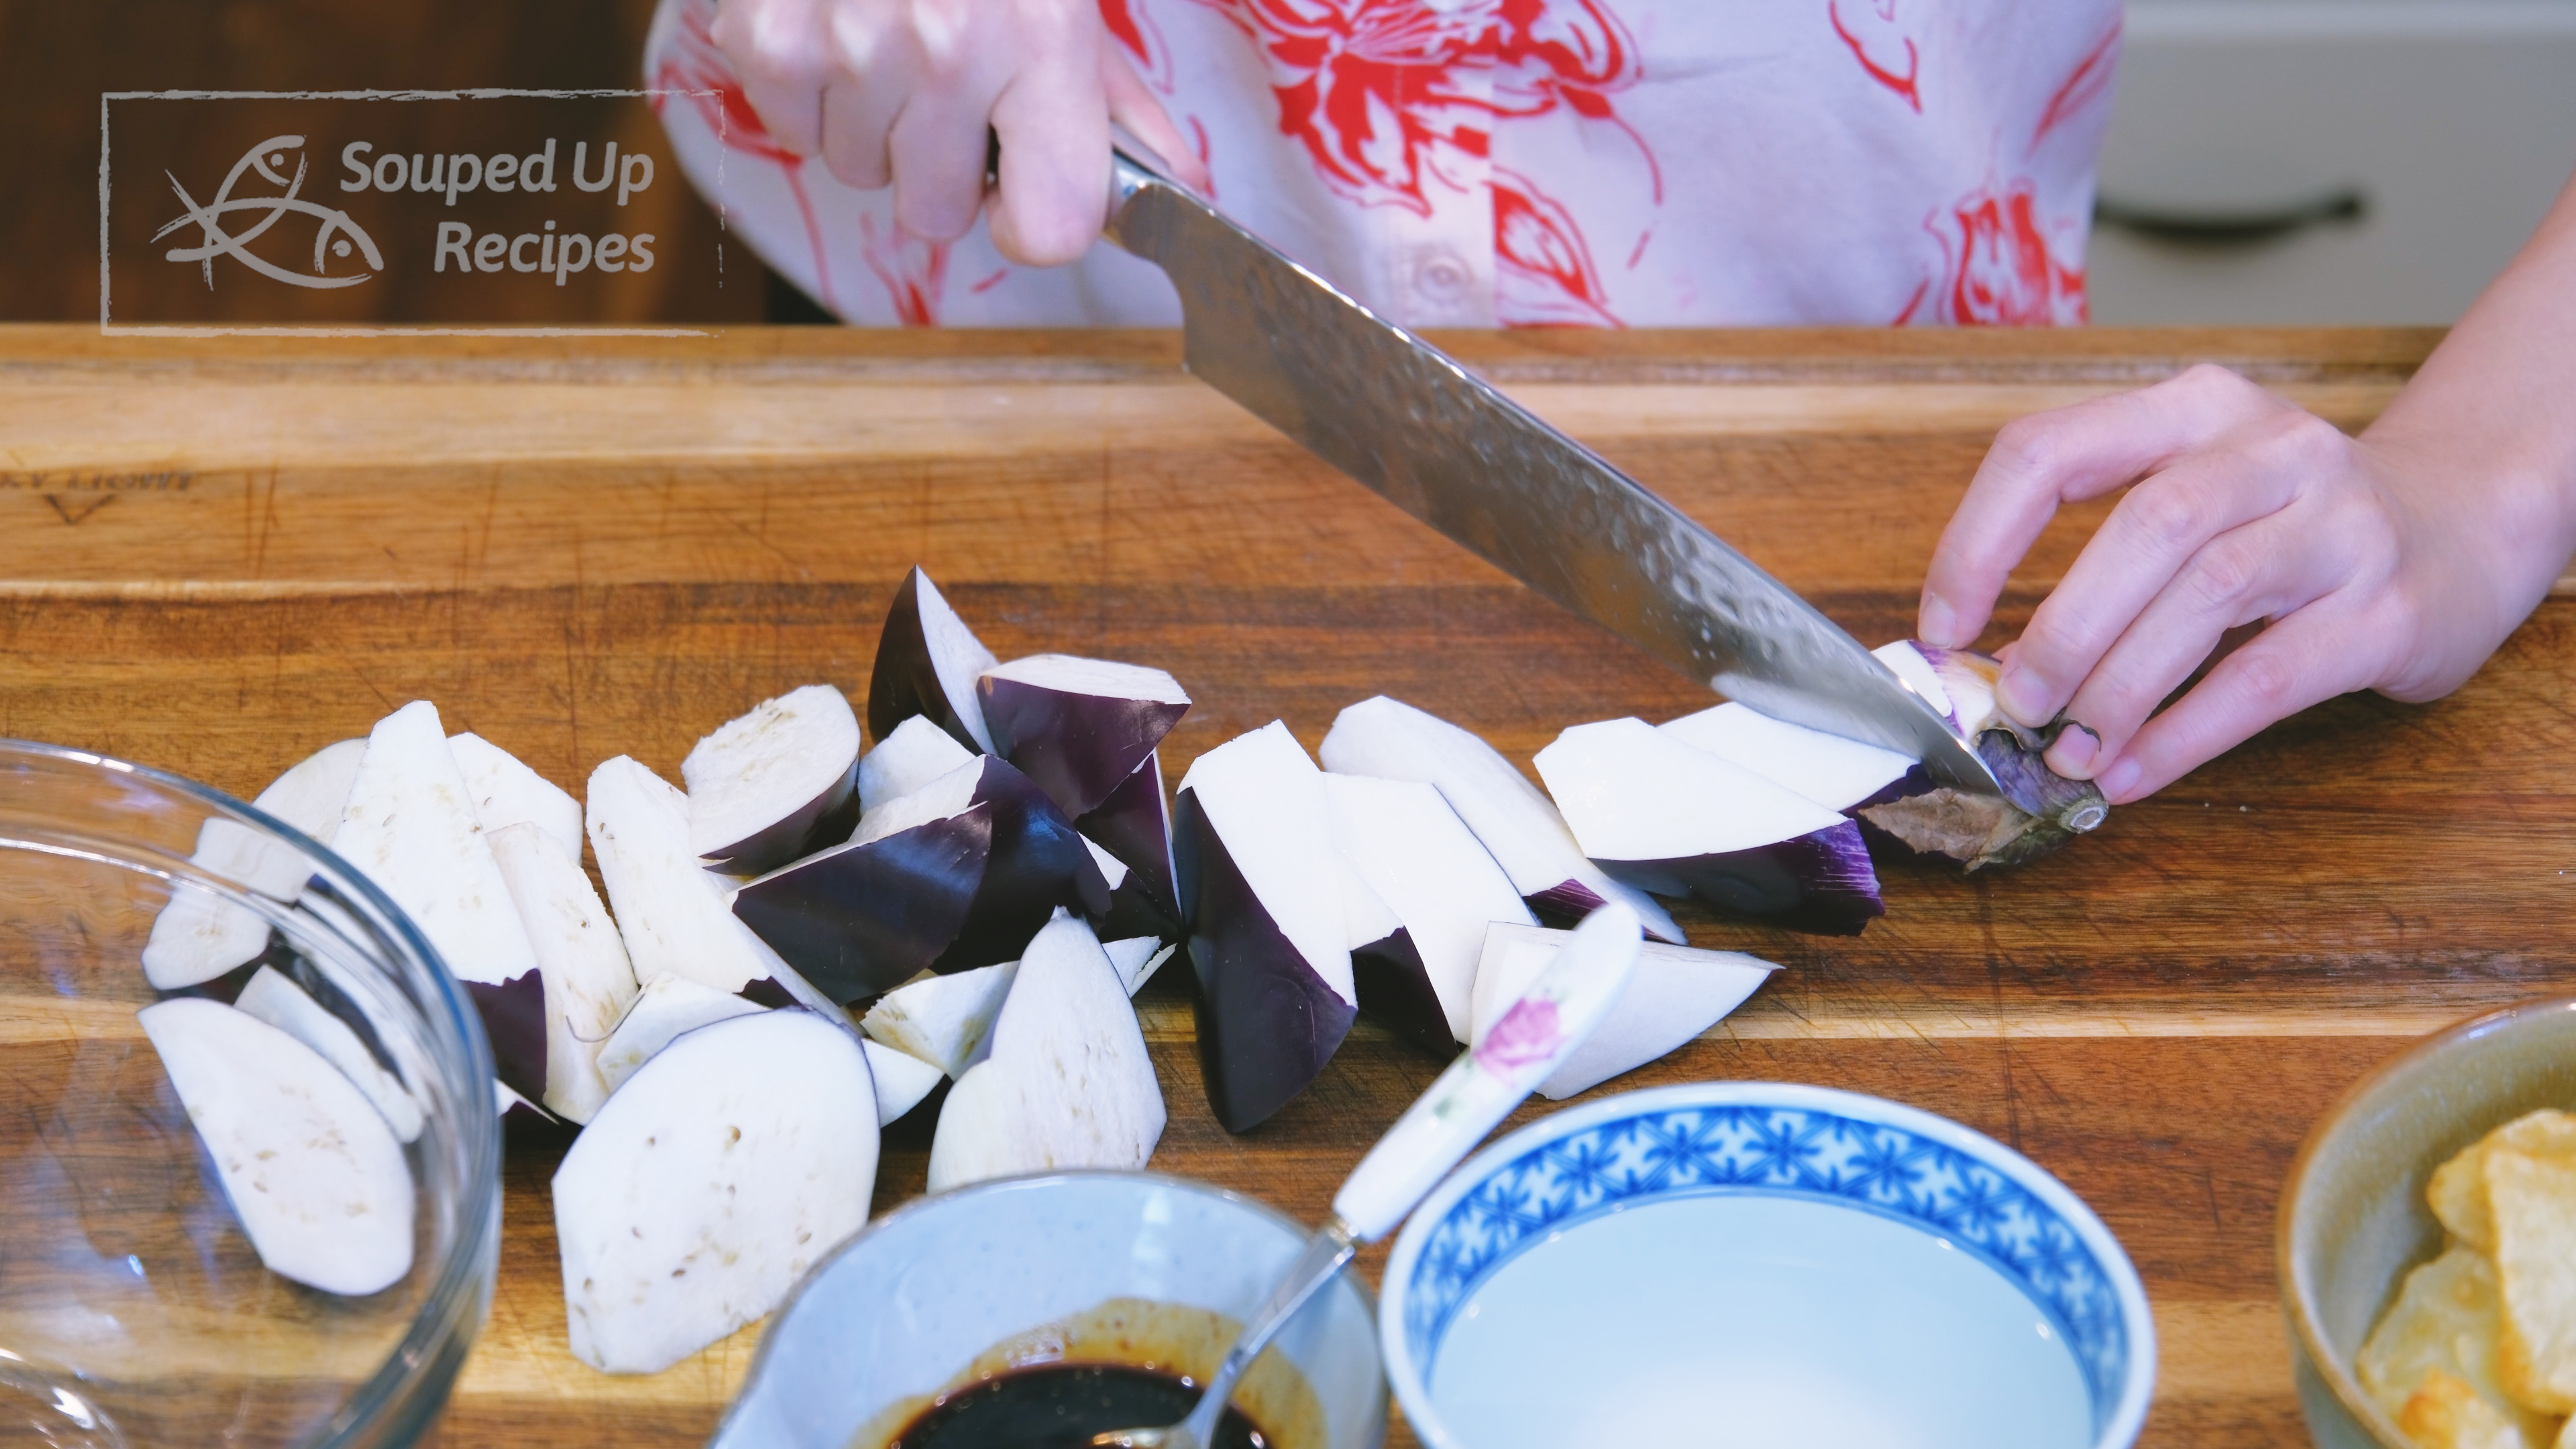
[1381,1083,2155,1449]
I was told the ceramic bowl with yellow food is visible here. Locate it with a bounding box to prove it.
[2281,997,2576,1449]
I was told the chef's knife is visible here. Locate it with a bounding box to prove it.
[1097,144,2002,797]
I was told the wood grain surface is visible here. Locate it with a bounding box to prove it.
[0,322,2551,1448]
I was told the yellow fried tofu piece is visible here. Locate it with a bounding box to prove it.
[2363,1245,2557,1445]
[2490,1146,2576,1414]
[2402,1370,2538,1449]
[2432,1112,2576,1252]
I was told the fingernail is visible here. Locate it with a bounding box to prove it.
[1995,666,2051,726]
[2098,757,2142,800]
[2047,728,2098,777]
[1919,594,1957,647]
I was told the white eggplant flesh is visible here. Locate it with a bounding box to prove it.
[1874,639,1954,723]
[1323,772,1534,1049]
[866,568,998,754]
[857,714,978,814]
[1102,936,1175,998]
[139,997,415,1296]
[553,1010,879,1375]
[1658,701,1921,813]
[332,701,541,987]
[863,1039,945,1125]
[1318,696,1680,944]
[586,755,780,996]
[1534,718,1884,936]
[977,653,1191,819]
[926,912,1164,1193]
[1172,722,1357,1133]
[232,965,426,1143]
[682,684,863,873]
[143,737,366,991]
[859,960,1018,1077]
[447,732,584,859]
[1470,924,1778,1099]
[487,822,641,1124]
[496,1077,557,1126]
[594,974,770,1095]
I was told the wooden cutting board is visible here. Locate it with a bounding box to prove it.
[1,322,2546,1448]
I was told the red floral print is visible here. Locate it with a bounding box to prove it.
[1925,177,2086,326]
[1829,0,1923,113]
[857,215,953,327]
[1493,168,1618,326]
[2030,19,2121,152]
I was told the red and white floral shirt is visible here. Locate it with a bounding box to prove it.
[645,0,2122,327]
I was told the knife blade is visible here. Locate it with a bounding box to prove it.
[1100,148,2001,796]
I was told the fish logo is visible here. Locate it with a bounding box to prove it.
[156,134,383,290]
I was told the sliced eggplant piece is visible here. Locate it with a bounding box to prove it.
[1078,751,1181,932]
[1534,718,1884,936]
[1173,722,1356,1133]
[496,1077,559,1128]
[857,714,978,814]
[859,961,1017,1077]
[233,965,425,1143]
[486,822,641,1124]
[866,567,998,754]
[1328,845,1450,1061]
[1103,936,1175,998]
[683,684,864,875]
[553,1010,879,1374]
[1318,696,1682,944]
[1858,641,2111,870]
[594,974,769,1095]
[977,654,1189,820]
[863,1038,944,1126]
[448,731,584,859]
[332,702,541,986]
[1658,701,1927,814]
[1469,923,1778,1099]
[585,755,785,997]
[1323,773,1536,1053]
[143,737,366,991]
[733,798,991,1004]
[925,912,1165,1192]
[139,997,414,1297]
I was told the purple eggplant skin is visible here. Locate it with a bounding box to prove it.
[1173,789,1358,1134]
[866,568,985,755]
[1523,878,1611,928]
[979,675,1188,821]
[733,809,992,1004]
[1078,755,1176,908]
[466,970,549,1104]
[699,759,861,876]
[1350,928,1454,1059]
[935,758,1113,972]
[1594,819,1884,936]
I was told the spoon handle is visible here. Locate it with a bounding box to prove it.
[1178,1219,1359,1448]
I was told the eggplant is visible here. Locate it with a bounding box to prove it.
[1077,751,1181,934]
[1658,701,1927,813]
[863,1038,944,1126]
[1174,721,1357,1133]
[857,714,977,813]
[594,974,767,1094]
[143,737,365,991]
[1104,935,1176,997]
[586,755,788,998]
[233,965,425,1142]
[449,731,584,859]
[682,684,864,875]
[1321,773,1536,1055]
[866,567,998,754]
[1856,641,2112,870]
[1534,718,1884,936]
[496,1078,559,1128]
[978,654,1190,820]
[925,912,1165,1192]
[553,1010,879,1374]
[487,822,641,1124]
[1318,696,1682,944]
[139,997,415,1296]
[859,961,1016,1076]
[1469,923,1779,1099]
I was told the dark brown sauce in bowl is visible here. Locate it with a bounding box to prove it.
[888,1364,1269,1449]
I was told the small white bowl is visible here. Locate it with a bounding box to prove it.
[712,1171,1386,1449]
[1381,1082,2154,1449]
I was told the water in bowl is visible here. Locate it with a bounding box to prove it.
[1428,1194,2091,1449]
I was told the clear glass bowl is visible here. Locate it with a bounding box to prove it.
[0,740,500,1447]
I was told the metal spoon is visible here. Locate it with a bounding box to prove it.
[1087,903,1645,1449]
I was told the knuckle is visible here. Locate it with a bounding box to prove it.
[2229,645,2300,710]
[2123,478,2211,553]
[1986,416,2065,486]
[2185,537,2262,610]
